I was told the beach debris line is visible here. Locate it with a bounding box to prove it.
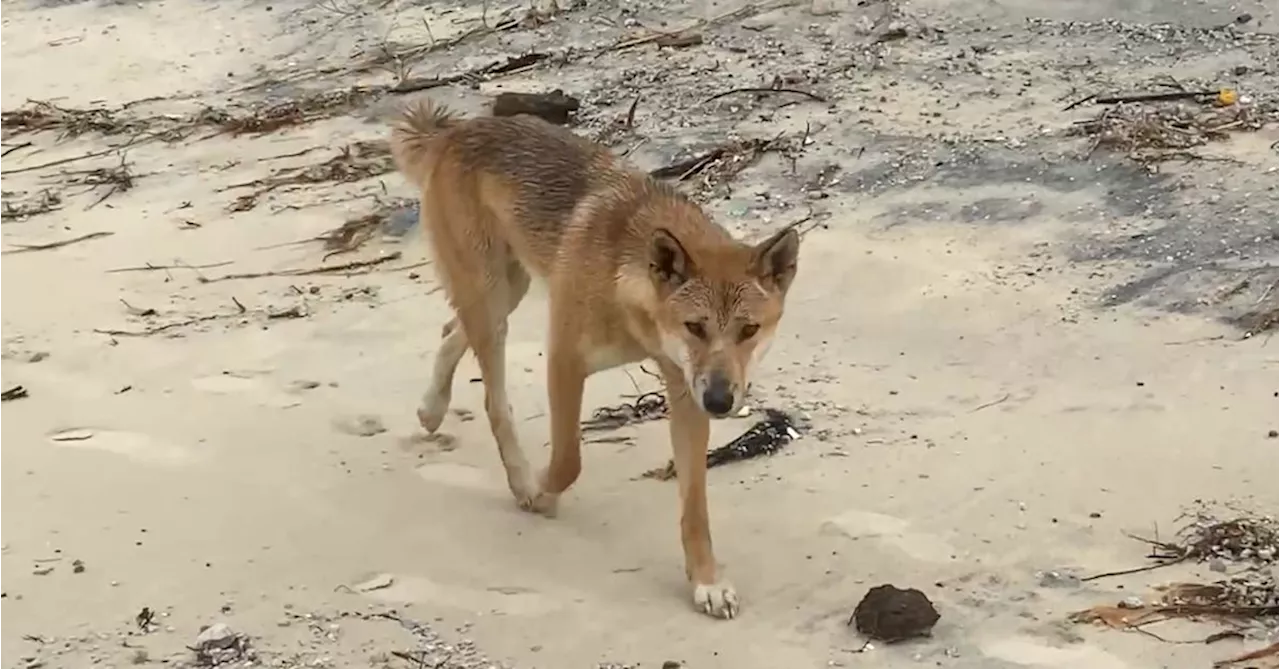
[641,408,804,480]
[1068,84,1273,162]
[849,584,941,643]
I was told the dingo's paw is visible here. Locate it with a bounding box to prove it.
[693,581,739,619]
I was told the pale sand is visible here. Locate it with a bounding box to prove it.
[2,0,1277,667]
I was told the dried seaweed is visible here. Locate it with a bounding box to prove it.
[221,141,394,212]
[1071,98,1273,161]
[1069,574,1278,630]
[1084,507,1278,582]
[1,100,141,139]
[59,154,137,209]
[582,392,668,432]
[649,134,795,198]
[196,87,382,136]
[1231,304,1279,338]
[1,189,62,221]
[314,197,415,258]
[642,408,803,480]
[1139,511,1279,566]
[1073,505,1278,657]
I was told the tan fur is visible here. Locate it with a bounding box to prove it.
[389,98,801,619]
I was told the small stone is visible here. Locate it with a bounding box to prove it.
[195,622,240,651]
[1118,596,1144,609]
[32,565,54,576]
[1208,558,1228,573]
[1036,570,1080,588]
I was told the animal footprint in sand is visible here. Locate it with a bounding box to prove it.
[47,427,195,467]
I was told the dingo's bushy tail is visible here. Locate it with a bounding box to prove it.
[389,99,459,184]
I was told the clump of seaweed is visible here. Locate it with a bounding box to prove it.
[197,87,381,136]
[1,100,140,139]
[1144,509,1279,566]
[221,141,394,213]
[58,154,137,209]
[315,196,416,258]
[582,392,669,432]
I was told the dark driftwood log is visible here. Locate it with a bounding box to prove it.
[491,90,581,125]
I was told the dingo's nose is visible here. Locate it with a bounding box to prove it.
[701,374,735,417]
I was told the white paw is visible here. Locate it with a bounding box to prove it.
[693,581,739,619]
[417,401,447,433]
[516,489,560,517]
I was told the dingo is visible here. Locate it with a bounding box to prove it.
[389,99,801,619]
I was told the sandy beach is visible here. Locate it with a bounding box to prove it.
[2,0,1278,667]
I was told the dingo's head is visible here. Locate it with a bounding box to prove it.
[649,225,800,417]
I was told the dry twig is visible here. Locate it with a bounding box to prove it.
[2,231,113,254]
[199,252,403,283]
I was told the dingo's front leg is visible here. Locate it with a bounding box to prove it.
[660,362,738,619]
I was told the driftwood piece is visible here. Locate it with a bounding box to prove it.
[491,90,581,125]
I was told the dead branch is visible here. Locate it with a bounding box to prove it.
[106,261,233,273]
[701,87,827,105]
[388,52,551,94]
[199,252,402,283]
[1214,643,1280,668]
[2,231,114,254]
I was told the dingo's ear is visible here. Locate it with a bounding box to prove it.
[650,228,695,289]
[752,227,800,292]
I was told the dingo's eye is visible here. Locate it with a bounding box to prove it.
[739,323,760,341]
[684,321,708,339]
